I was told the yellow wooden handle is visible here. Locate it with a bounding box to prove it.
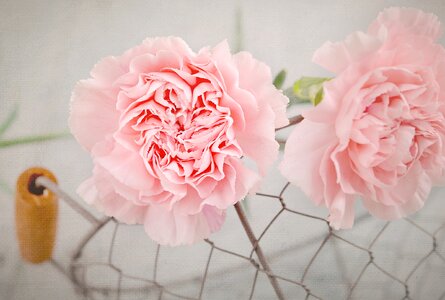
[15,167,58,264]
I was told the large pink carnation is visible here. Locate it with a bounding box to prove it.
[70,37,288,245]
[281,8,445,229]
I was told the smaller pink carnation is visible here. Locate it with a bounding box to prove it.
[280,8,445,229]
[70,37,288,245]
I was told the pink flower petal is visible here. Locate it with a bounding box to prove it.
[312,31,382,74]
[71,36,287,245]
[368,7,443,41]
[143,204,225,246]
[282,8,445,229]
[69,80,120,151]
[280,120,336,205]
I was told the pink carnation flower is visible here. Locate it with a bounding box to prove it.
[70,37,288,245]
[281,8,445,229]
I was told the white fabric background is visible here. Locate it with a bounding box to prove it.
[1,1,445,299]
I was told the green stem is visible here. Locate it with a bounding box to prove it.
[0,131,71,148]
[234,5,243,53]
[0,104,19,138]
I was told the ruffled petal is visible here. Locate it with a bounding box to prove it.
[142,36,195,58]
[203,158,260,210]
[327,193,355,230]
[233,51,289,128]
[143,204,225,246]
[69,80,120,151]
[280,120,337,205]
[363,163,431,220]
[312,31,382,74]
[368,7,443,41]
[236,111,279,175]
[78,168,147,224]
[90,56,127,85]
[92,140,162,202]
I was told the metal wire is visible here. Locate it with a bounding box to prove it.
[37,177,445,300]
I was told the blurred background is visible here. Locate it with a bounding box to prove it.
[1,0,445,299]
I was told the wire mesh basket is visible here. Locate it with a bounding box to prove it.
[16,169,445,300]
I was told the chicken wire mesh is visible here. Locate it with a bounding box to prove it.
[38,176,445,300]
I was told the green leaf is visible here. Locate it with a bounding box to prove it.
[283,87,310,106]
[273,69,287,89]
[0,131,71,148]
[293,77,330,106]
[0,104,19,137]
[313,88,324,106]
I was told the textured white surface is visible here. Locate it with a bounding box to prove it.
[1,1,445,299]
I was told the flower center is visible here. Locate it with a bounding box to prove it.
[117,67,242,182]
[347,69,444,186]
